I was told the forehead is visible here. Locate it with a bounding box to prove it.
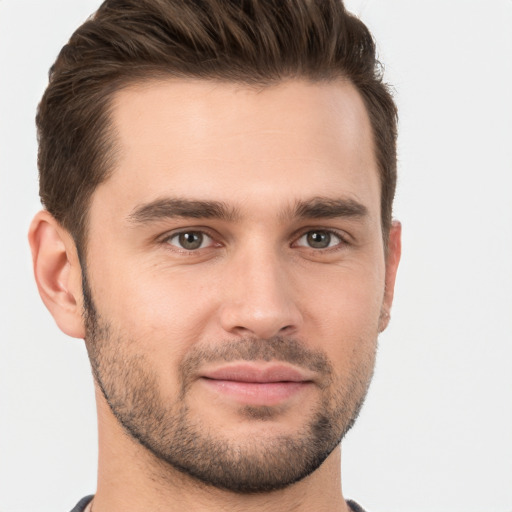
[95,78,379,220]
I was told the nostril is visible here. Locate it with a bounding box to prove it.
[222,319,298,340]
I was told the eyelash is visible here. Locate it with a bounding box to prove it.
[294,228,351,252]
[161,229,218,253]
[160,228,350,253]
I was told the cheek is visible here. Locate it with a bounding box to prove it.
[298,260,385,355]
[98,264,227,370]
[87,267,219,401]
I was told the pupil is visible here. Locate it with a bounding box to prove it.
[307,231,330,248]
[179,232,202,250]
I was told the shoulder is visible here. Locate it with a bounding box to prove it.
[69,495,94,512]
[347,499,368,512]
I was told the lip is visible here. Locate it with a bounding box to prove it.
[199,363,314,406]
[202,363,312,383]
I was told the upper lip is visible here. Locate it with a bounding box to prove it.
[201,363,313,383]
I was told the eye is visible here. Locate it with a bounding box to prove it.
[295,230,344,249]
[166,231,212,251]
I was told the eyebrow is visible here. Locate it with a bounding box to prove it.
[128,195,368,225]
[128,198,240,224]
[290,196,368,220]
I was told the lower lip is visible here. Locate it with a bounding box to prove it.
[200,378,310,406]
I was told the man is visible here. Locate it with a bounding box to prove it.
[28,0,401,510]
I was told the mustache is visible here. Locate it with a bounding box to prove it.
[180,336,333,377]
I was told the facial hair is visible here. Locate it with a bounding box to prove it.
[82,273,377,494]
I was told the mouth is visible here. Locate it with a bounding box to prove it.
[199,363,314,406]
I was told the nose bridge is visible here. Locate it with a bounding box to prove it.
[219,237,302,338]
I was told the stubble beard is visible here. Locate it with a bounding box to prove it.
[82,277,377,494]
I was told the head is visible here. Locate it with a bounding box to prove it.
[30,0,401,496]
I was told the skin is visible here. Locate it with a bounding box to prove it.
[29,78,401,512]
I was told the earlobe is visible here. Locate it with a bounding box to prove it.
[379,220,402,332]
[28,210,86,339]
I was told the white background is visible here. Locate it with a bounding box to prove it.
[0,1,511,511]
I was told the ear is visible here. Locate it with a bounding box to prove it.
[28,210,86,339]
[379,220,402,332]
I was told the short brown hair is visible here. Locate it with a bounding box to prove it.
[37,0,398,250]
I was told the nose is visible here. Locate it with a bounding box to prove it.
[218,248,303,339]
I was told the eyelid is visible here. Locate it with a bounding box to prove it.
[159,227,221,251]
[292,228,350,249]
[155,225,350,253]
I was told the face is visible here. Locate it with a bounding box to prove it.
[82,79,399,492]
